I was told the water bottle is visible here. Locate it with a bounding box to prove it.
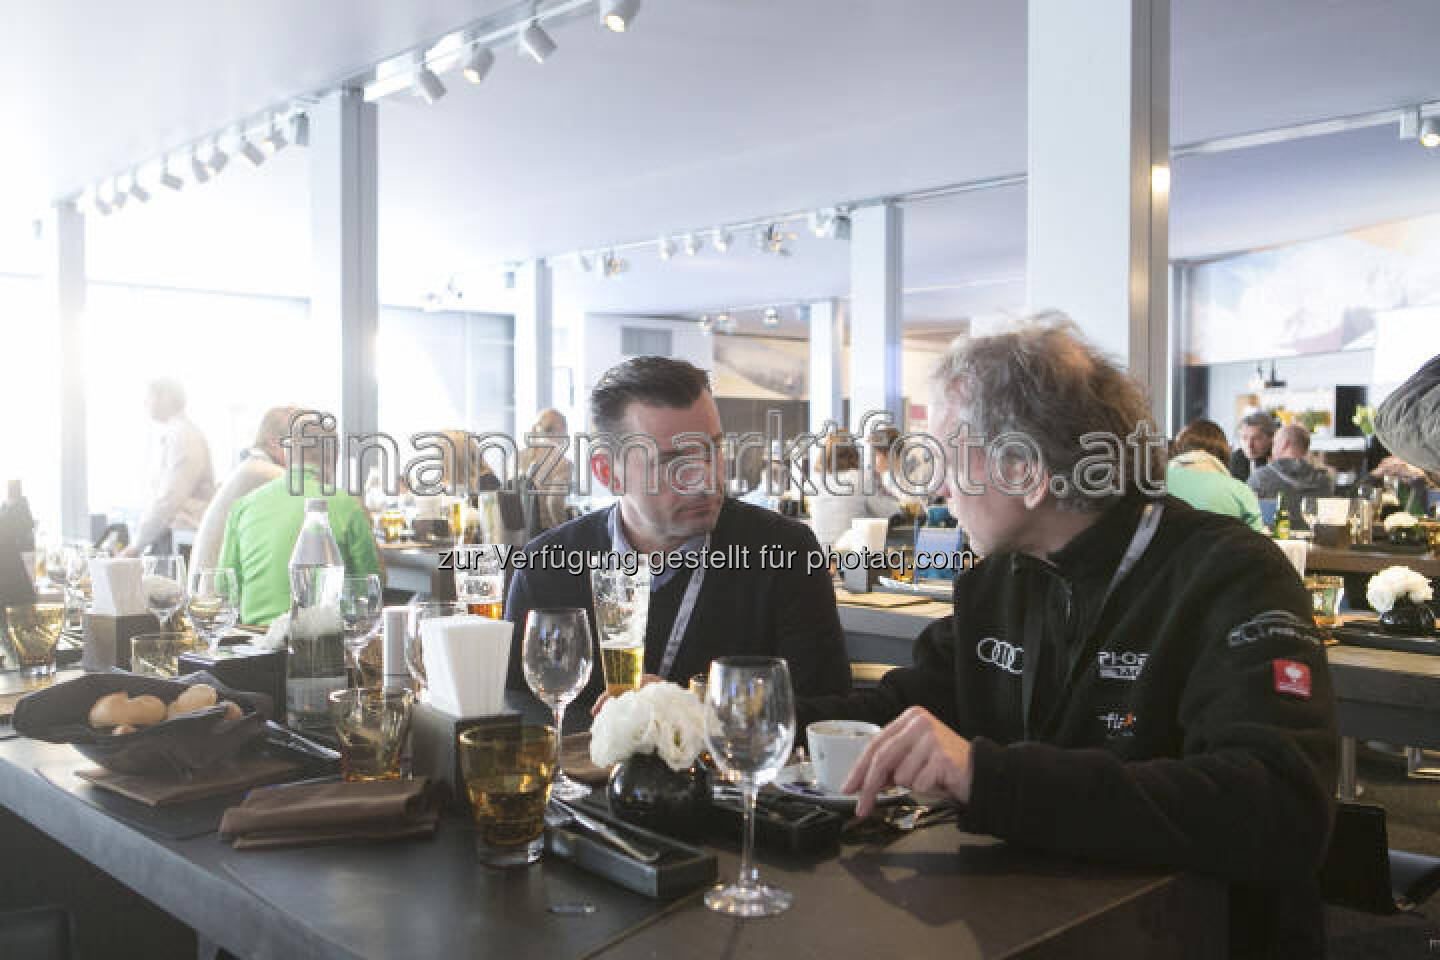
[287,498,346,736]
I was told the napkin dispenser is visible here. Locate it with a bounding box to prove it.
[82,612,161,671]
[411,707,520,811]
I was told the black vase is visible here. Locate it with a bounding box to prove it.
[607,751,709,839]
[1379,597,1436,635]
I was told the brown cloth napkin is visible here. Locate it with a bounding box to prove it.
[220,777,438,850]
[76,754,303,807]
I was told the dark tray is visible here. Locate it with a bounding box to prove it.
[545,802,716,900]
[1334,624,1440,656]
[705,791,844,856]
[1350,542,1432,555]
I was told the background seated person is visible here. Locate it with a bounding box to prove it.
[504,355,851,718]
[800,316,1336,958]
[1166,418,1265,532]
[1229,410,1275,482]
[1246,424,1334,528]
[808,430,901,548]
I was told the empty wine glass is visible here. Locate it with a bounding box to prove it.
[703,656,797,917]
[340,575,384,685]
[404,601,466,699]
[186,568,240,654]
[522,607,594,802]
[1300,496,1319,537]
[142,555,188,629]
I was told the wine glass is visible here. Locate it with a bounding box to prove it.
[522,607,594,801]
[142,555,188,629]
[404,601,466,699]
[60,542,94,629]
[340,575,384,685]
[1299,496,1319,537]
[186,568,240,654]
[703,656,797,917]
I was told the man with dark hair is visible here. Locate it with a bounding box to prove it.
[1229,411,1277,482]
[801,315,1336,957]
[504,356,851,715]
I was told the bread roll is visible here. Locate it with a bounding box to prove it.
[89,692,132,728]
[111,724,137,736]
[128,695,167,727]
[170,684,218,717]
[216,700,243,724]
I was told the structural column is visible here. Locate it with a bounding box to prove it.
[808,299,845,435]
[44,202,89,541]
[848,202,904,431]
[1028,0,1170,426]
[513,258,553,434]
[310,88,379,446]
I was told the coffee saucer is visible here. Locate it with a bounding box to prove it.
[772,762,908,809]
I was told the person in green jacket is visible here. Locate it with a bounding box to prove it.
[217,413,381,625]
[1166,419,1266,533]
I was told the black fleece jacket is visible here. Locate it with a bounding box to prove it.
[801,495,1337,958]
[505,499,851,717]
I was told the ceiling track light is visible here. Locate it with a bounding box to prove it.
[682,233,703,256]
[238,138,266,167]
[92,188,112,216]
[712,226,732,252]
[463,46,496,84]
[602,251,627,277]
[289,113,310,147]
[600,0,640,32]
[261,116,288,154]
[757,223,792,256]
[208,141,229,174]
[190,151,211,184]
[414,65,446,103]
[809,208,851,241]
[519,20,557,63]
[1421,117,1440,149]
[657,236,675,260]
[129,174,151,203]
[158,165,184,191]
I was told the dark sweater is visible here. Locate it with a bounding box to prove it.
[504,499,851,716]
[1229,447,1268,482]
[801,495,1337,958]
[1377,352,1440,473]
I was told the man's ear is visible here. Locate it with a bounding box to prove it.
[591,452,618,494]
[1022,468,1051,511]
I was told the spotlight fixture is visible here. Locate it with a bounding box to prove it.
[158,163,184,191]
[208,140,229,174]
[657,236,675,260]
[129,174,151,203]
[698,314,715,335]
[602,250,628,277]
[238,137,266,167]
[92,187,112,216]
[1422,117,1440,149]
[712,226,732,252]
[519,20,557,62]
[762,307,781,327]
[414,65,446,103]
[757,223,793,256]
[599,0,640,32]
[190,150,211,184]
[682,233,703,256]
[289,113,310,147]
[574,250,594,273]
[463,46,496,84]
[810,208,851,241]
[261,116,288,154]
[1263,360,1287,390]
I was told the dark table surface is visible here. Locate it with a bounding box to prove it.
[0,688,1226,960]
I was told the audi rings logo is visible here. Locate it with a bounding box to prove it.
[976,637,1023,675]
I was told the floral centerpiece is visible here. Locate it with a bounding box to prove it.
[590,682,710,836]
[1383,511,1423,545]
[1366,565,1436,634]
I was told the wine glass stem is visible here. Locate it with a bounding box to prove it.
[738,783,760,891]
[552,701,567,780]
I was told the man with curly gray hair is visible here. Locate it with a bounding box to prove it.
[802,313,1336,958]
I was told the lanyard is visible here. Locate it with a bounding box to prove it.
[1020,502,1163,741]
[658,534,709,680]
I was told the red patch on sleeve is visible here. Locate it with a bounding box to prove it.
[1272,660,1312,699]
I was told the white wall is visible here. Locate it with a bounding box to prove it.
[575,314,715,430]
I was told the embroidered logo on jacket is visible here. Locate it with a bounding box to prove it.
[1097,650,1148,680]
[976,637,1023,675]
[1099,710,1137,736]
[1272,659,1312,699]
[1227,610,1321,649]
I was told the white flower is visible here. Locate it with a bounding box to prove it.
[589,682,707,772]
[1367,565,1434,613]
[1384,512,1419,531]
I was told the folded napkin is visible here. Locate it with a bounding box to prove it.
[420,615,511,717]
[76,753,302,807]
[90,558,146,616]
[219,777,438,850]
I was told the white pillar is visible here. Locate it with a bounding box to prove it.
[43,202,88,540]
[808,299,845,435]
[849,202,903,431]
[513,258,553,434]
[310,89,379,444]
[1028,0,1170,425]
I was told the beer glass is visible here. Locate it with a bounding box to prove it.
[4,603,66,678]
[589,566,651,699]
[703,656,797,917]
[455,544,505,619]
[459,722,557,867]
[522,608,593,801]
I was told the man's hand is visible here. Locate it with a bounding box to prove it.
[841,706,975,817]
[590,674,664,716]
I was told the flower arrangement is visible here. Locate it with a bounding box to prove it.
[1366,565,1434,614]
[1384,512,1419,532]
[590,682,707,773]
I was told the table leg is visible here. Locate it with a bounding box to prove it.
[1338,736,1358,801]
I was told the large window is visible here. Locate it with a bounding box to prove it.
[0,273,59,534]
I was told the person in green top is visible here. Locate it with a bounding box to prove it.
[1166,419,1266,533]
[217,415,381,625]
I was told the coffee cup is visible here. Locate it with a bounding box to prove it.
[807,720,881,793]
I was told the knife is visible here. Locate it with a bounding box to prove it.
[551,800,661,863]
[264,721,341,761]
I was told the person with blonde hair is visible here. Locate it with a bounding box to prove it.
[517,408,574,532]
[189,405,299,571]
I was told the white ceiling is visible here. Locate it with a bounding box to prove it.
[2,0,1438,329]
